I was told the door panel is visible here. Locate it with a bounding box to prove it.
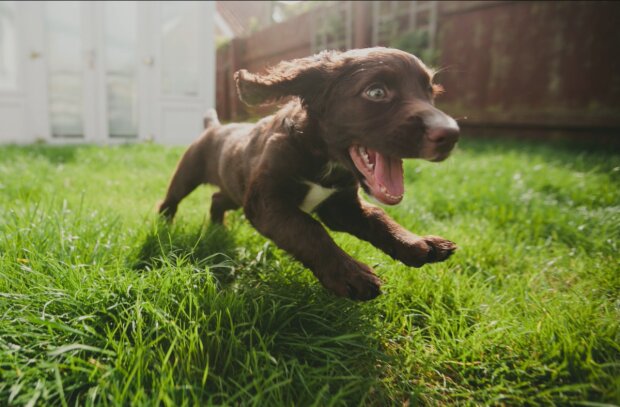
[103,1,139,139]
[0,1,18,92]
[154,1,215,145]
[0,0,25,143]
[161,1,201,98]
[44,1,85,138]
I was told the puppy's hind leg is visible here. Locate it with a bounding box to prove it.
[210,191,239,224]
[158,142,208,221]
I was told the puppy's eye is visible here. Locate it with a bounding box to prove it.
[364,85,387,100]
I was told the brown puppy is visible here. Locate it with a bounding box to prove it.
[158,48,459,300]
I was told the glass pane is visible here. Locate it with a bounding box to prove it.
[0,1,18,91]
[161,1,200,96]
[45,2,84,138]
[105,1,138,138]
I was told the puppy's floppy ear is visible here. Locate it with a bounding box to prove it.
[234,50,343,107]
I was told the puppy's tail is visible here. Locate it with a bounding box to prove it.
[203,108,220,129]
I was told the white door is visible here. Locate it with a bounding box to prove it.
[40,1,146,143]
[96,1,145,142]
[150,1,216,145]
[0,1,215,144]
[41,1,97,141]
[0,1,30,143]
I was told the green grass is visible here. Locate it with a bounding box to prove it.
[0,138,618,406]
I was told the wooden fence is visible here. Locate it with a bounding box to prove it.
[216,1,620,139]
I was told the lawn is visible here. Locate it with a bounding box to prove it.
[0,137,618,406]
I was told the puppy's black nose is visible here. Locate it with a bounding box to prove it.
[426,127,460,144]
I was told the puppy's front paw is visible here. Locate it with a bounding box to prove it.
[396,235,457,267]
[318,259,382,301]
[421,235,457,263]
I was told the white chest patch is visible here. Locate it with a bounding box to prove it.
[299,182,337,213]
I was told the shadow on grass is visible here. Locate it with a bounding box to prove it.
[128,220,391,404]
[200,271,389,404]
[133,221,239,284]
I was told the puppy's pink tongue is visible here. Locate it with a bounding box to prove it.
[375,152,404,199]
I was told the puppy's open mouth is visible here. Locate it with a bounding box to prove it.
[349,145,404,205]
